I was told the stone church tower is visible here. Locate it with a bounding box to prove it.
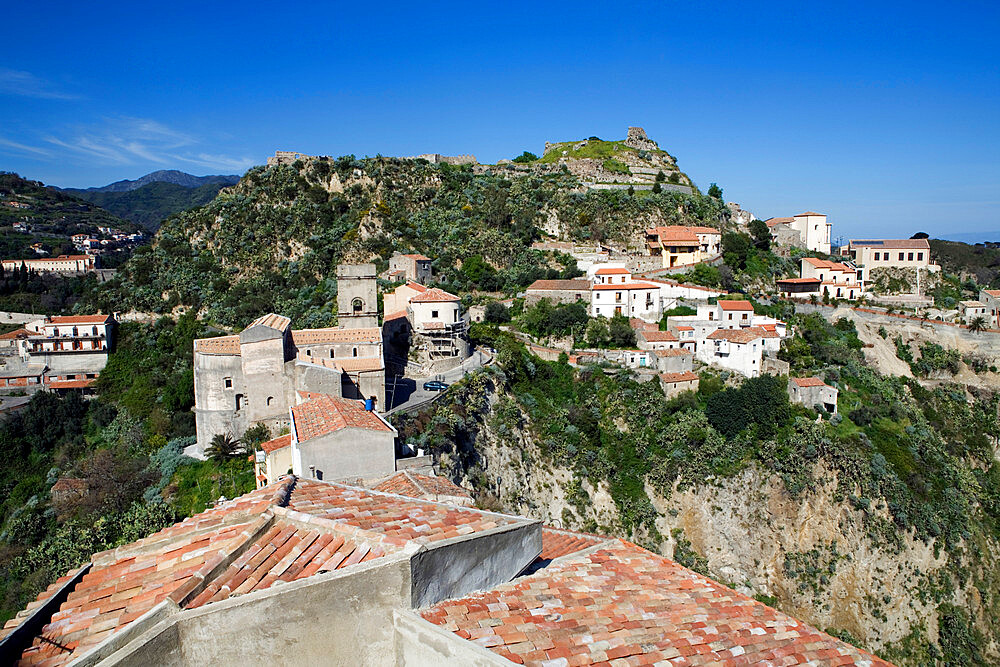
[337,263,379,329]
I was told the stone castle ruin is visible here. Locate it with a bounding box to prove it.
[267,150,476,167]
[625,126,659,151]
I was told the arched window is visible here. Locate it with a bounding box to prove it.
[266,396,274,406]
[352,347,357,357]
[352,297,363,313]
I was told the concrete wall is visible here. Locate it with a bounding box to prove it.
[296,426,396,481]
[96,556,413,667]
[393,610,510,666]
[409,521,541,608]
[28,350,107,374]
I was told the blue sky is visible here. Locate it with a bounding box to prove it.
[1,1,998,242]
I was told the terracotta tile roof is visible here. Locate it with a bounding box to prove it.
[795,211,825,216]
[372,471,474,505]
[792,376,828,388]
[246,313,291,331]
[260,433,292,453]
[286,481,518,545]
[802,257,854,272]
[777,277,822,284]
[849,238,930,249]
[410,287,460,303]
[194,335,241,355]
[292,327,382,344]
[706,328,765,343]
[646,226,700,244]
[422,540,893,667]
[960,300,985,307]
[675,325,694,331]
[654,348,692,357]
[332,357,384,373]
[384,310,407,321]
[591,282,659,291]
[44,379,96,389]
[984,290,1000,297]
[639,330,678,342]
[539,527,605,560]
[718,299,754,311]
[291,394,393,442]
[0,327,29,339]
[526,279,591,291]
[11,476,535,665]
[185,519,390,609]
[594,267,630,275]
[406,280,428,293]
[661,371,699,383]
[47,314,113,325]
[402,253,431,261]
[765,216,794,227]
[686,225,721,235]
[1,567,85,640]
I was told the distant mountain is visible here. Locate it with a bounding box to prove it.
[65,170,240,194]
[68,180,236,231]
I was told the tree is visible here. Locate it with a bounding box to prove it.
[652,182,662,194]
[609,314,636,348]
[512,151,538,163]
[668,172,680,184]
[748,219,771,251]
[242,423,271,449]
[485,301,510,323]
[706,375,791,438]
[910,232,929,239]
[721,232,752,270]
[655,170,665,183]
[968,316,987,333]
[707,183,723,200]
[627,185,635,196]
[206,433,242,460]
[585,318,610,348]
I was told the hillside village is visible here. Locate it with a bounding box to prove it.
[1,128,999,666]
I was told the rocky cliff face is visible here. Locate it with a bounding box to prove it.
[422,370,999,666]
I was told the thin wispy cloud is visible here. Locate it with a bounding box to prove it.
[0,136,52,157]
[0,68,79,100]
[39,117,254,172]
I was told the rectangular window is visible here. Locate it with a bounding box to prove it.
[908,252,913,261]
[224,377,232,389]
[898,252,904,260]
[873,252,880,260]
[432,310,439,318]
[917,252,923,260]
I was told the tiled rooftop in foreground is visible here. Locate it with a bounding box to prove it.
[1,476,894,666]
[422,540,893,667]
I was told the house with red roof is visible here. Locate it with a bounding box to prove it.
[788,376,839,413]
[842,238,939,287]
[287,393,397,483]
[980,289,1000,328]
[779,257,863,300]
[698,327,769,377]
[645,225,721,268]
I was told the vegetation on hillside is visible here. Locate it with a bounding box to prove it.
[89,158,731,327]
[0,173,136,258]
[930,239,1000,289]
[395,319,1000,663]
[70,180,236,231]
[0,315,255,623]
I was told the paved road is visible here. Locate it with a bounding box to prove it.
[385,348,492,415]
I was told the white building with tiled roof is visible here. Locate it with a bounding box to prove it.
[981,289,1000,328]
[842,238,939,285]
[764,212,832,253]
[788,376,839,413]
[698,327,768,377]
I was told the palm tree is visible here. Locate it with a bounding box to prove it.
[968,316,987,333]
[206,433,242,460]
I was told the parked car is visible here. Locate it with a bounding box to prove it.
[423,380,449,391]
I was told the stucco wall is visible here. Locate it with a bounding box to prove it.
[393,610,510,666]
[297,426,396,481]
